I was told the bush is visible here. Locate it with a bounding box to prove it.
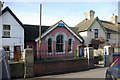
[98,56,104,61]
[74,50,79,58]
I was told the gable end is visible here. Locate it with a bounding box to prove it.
[0,6,24,29]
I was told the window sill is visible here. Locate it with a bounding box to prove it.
[2,36,11,38]
[56,52,65,54]
[48,52,52,55]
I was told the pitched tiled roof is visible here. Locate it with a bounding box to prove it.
[75,16,120,33]
[69,27,84,41]
[101,20,120,33]
[0,6,24,29]
[24,24,50,41]
[75,18,95,32]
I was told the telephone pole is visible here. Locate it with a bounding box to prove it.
[39,4,42,48]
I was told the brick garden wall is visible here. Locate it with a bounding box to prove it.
[34,58,88,76]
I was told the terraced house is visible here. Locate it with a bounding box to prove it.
[0,7,24,61]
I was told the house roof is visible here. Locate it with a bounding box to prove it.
[0,6,24,29]
[75,17,107,32]
[69,27,84,41]
[101,20,120,33]
[75,16,120,33]
[24,24,50,41]
[75,18,95,32]
[35,20,84,42]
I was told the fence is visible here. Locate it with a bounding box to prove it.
[35,49,79,60]
[5,49,80,61]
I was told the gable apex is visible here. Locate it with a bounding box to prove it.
[0,6,24,29]
[35,20,83,42]
[87,17,107,32]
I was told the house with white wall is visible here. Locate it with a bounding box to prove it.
[0,7,24,60]
[75,10,120,49]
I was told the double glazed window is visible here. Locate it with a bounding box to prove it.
[56,35,63,52]
[94,29,98,38]
[3,25,11,37]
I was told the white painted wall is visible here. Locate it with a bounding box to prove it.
[1,11,24,58]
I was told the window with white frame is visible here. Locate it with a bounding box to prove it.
[56,35,63,52]
[3,25,11,37]
[107,33,111,39]
[94,29,98,38]
[68,39,72,52]
[48,38,52,53]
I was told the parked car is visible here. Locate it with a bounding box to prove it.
[105,58,120,80]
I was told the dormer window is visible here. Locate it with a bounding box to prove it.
[3,25,11,38]
[94,29,98,38]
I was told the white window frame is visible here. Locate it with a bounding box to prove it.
[107,33,111,39]
[94,29,98,38]
[56,35,64,54]
[48,38,52,55]
[3,25,11,37]
[68,39,72,54]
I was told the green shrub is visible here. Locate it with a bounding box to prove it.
[74,50,78,58]
[99,56,104,61]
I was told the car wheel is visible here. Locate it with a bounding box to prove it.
[111,74,116,80]
[105,72,113,80]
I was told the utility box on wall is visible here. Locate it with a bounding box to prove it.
[104,45,114,67]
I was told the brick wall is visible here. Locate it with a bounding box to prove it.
[34,58,88,76]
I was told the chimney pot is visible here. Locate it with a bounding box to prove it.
[110,15,118,24]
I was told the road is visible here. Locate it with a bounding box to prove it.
[39,67,108,78]
[16,66,108,80]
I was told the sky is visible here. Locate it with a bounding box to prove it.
[1,0,120,26]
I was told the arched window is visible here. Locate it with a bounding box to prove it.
[68,39,72,51]
[56,35,63,52]
[48,38,52,53]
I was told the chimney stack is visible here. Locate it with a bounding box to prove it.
[110,14,118,24]
[85,10,95,20]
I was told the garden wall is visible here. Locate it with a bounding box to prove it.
[34,58,88,76]
[9,62,24,78]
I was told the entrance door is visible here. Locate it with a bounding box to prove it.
[14,46,21,61]
[79,47,84,57]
